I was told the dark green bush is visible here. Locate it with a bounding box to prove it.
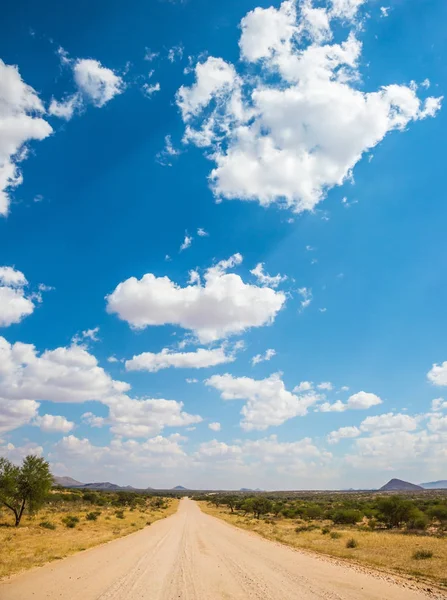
[115,510,125,519]
[62,515,80,528]
[346,538,358,548]
[86,511,101,521]
[330,531,342,539]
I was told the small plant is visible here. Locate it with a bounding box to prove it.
[321,526,331,535]
[146,521,152,526]
[115,510,125,519]
[39,521,56,530]
[62,515,80,528]
[86,511,100,521]
[412,549,433,560]
[346,538,358,548]
[330,531,342,539]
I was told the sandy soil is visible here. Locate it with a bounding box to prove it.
[1,498,444,600]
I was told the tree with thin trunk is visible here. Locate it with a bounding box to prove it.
[0,455,53,526]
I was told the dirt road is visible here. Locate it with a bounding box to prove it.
[1,498,441,599]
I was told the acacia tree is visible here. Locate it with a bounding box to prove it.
[0,455,53,526]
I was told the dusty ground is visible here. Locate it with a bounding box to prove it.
[0,499,178,579]
[199,502,447,587]
[1,498,445,600]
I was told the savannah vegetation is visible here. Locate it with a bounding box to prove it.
[195,489,447,588]
[0,455,177,579]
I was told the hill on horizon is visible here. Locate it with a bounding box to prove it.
[172,485,188,491]
[379,478,423,491]
[420,480,447,489]
[53,475,84,487]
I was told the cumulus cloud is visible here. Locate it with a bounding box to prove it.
[93,395,203,438]
[250,263,287,288]
[298,287,312,310]
[0,267,37,326]
[196,434,332,477]
[0,60,52,216]
[34,414,74,433]
[49,54,124,120]
[205,372,321,430]
[318,391,382,412]
[427,362,447,386]
[317,381,333,391]
[0,398,39,433]
[0,336,129,403]
[125,345,236,372]
[328,412,418,444]
[176,0,441,213]
[432,398,447,411]
[208,422,221,431]
[106,254,286,343]
[0,441,43,462]
[251,348,276,366]
[197,228,209,237]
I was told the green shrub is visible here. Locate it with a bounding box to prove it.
[115,510,125,519]
[412,549,433,560]
[332,509,362,525]
[295,524,319,533]
[330,531,342,539]
[86,511,101,521]
[321,526,331,535]
[346,538,358,548]
[62,515,80,528]
[39,521,56,530]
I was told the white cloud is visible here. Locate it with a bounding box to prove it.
[125,345,235,372]
[0,60,53,216]
[427,361,447,386]
[156,135,181,166]
[380,6,390,18]
[106,254,286,343]
[142,82,161,97]
[180,233,192,251]
[107,355,119,363]
[48,94,82,120]
[205,372,321,431]
[186,378,198,384]
[177,0,441,213]
[251,348,276,366]
[72,326,100,345]
[421,79,431,90]
[0,336,129,403]
[298,287,312,310]
[196,434,332,476]
[318,391,382,412]
[168,45,184,63]
[49,55,124,120]
[329,411,420,443]
[327,426,360,444]
[432,398,447,411]
[197,227,209,237]
[51,434,188,478]
[0,267,36,326]
[250,263,287,288]
[74,59,124,107]
[81,395,202,438]
[0,398,39,433]
[177,57,239,122]
[208,422,221,431]
[34,414,74,433]
[293,381,313,392]
[0,441,43,463]
[317,381,333,391]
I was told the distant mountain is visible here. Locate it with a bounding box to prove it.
[420,480,447,489]
[53,476,84,487]
[380,478,423,491]
[172,485,188,491]
[81,482,127,491]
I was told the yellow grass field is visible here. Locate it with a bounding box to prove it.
[0,498,178,579]
[200,502,447,589]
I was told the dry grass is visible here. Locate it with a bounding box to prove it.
[200,503,447,588]
[0,499,178,579]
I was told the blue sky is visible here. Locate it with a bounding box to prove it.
[1,0,446,490]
